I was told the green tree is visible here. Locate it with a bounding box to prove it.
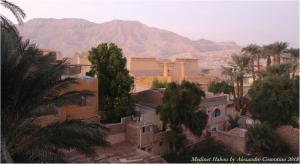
[248,74,299,128]
[242,44,262,80]
[86,43,134,123]
[156,81,208,152]
[230,55,251,98]
[262,45,273,68]
[248,124,293,157]
[263,63,291,78]
[1,27,109,162]
[222,66,238,111]
[286,48,299,80]
[208,80,233,95]
[268,42,288,65]
[151,79,168,89]
[223,54,251,114]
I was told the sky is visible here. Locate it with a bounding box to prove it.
[2,0,299,47]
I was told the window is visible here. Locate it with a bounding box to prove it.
[80,96,87,106]
[142,126,152,133]
[212,108,221,117]
[159,141,163,146]
[211,125,218,132]
[211,127,217,132]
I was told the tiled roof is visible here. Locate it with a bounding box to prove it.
[132,89,164,108]
[199,95,228,107]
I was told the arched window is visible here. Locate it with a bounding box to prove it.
[212,108,221,117]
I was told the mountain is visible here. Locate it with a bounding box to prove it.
[18,18,241,67]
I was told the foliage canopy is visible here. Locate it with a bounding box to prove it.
[1,26,109,162]
[86,43,134,123]
[157,81,208,152]
[208,80,233,94]
[248,75,299,128]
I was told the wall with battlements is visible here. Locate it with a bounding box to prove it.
[129,57,215,92]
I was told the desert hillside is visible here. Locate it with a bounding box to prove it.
[18,18,241,68]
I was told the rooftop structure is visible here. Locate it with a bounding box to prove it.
[132,89,231,146]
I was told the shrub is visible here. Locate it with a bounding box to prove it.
[247,124,293,157]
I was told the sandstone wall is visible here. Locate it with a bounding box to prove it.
[62,79,99,122]
[184,75,214,91]
[128,58,164,76]
[36,78,99,127]
[134,76,170,88]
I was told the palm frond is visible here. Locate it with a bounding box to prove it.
[2,24,109,162]
[13,147,68,163]
[1,0,26,24]
[48,90,94,106]
[0,15,18,33]
[227,114,240,129]
[31,120,110,155]
[242,44,261,57]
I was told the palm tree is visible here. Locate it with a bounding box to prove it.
[269,42,288,65]
[264,63,292,78]
[0,0,26,31]
[286,48,299,80]
[230,55,251,98]
[1,26,109,162]
[222,66,238,111]
[242,44,262,81]
[227,115,240,130]
[262,45,273,68]
[223,54,250,114]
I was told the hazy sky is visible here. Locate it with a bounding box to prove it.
[3,0,299,47]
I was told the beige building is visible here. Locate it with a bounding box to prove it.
[69,54,216,92]
[105,89,170,155]
[69,52,91,76]
[127,57,215,92]
[199,95,230,133]
[104,89,233,156]
[35,51,99,127]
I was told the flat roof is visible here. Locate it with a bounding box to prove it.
[135,104,156,114]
